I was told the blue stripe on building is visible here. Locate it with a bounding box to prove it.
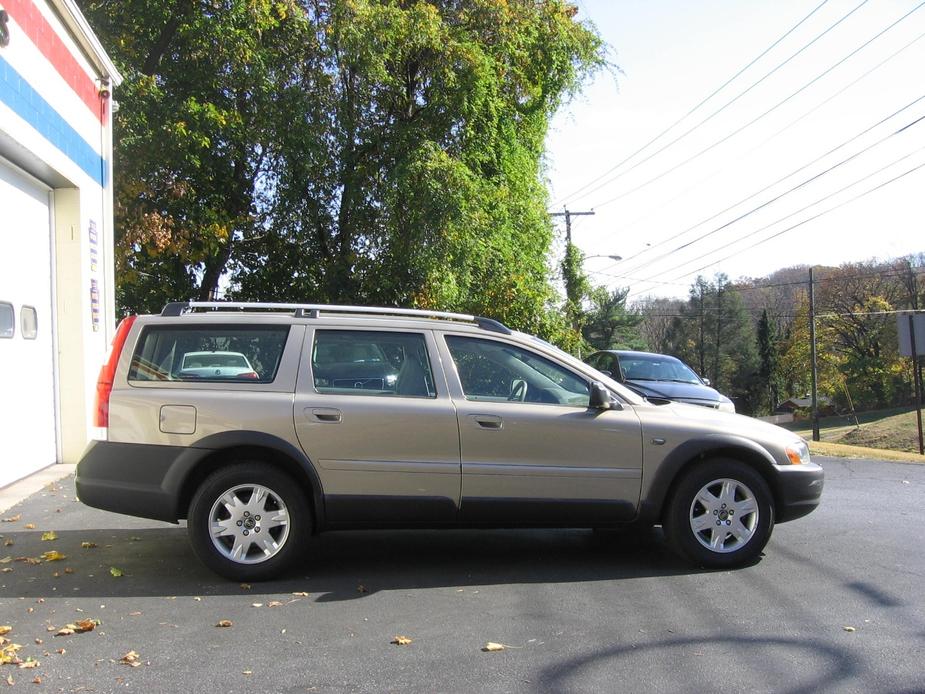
[0,55,105,186]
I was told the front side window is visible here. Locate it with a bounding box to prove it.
[128,325,289,383]
[445,336,590,407]
[312,330,435,398]
[0,302,13,338]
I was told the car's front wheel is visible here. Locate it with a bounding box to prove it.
[663,459,774,568]
[188,462,310,581]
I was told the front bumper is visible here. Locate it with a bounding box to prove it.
[773,462,824,523]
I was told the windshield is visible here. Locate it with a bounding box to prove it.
[620,354,701,384]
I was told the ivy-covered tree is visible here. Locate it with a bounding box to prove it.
[81,0,604,339]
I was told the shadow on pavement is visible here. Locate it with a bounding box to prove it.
[0,525,715,600]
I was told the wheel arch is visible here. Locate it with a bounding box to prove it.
[169,431,325,530]
[637,436,780,524]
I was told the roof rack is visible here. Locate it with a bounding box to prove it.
[160,301,512,335]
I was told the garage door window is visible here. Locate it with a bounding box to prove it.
[0,302,13,338]
[20,306,37,339]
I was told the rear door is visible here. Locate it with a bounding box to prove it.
[294,327,461,523]
[439,334,643,524]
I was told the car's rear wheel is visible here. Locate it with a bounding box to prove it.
[663,459,774,568]
[188,462,310,581]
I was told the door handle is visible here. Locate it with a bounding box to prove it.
[306,407,342,423]
[470,414,502,430]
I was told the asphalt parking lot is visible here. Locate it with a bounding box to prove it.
[0,455,923,693]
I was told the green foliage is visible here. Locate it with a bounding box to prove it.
[755,309,781,415]
[582,286,643,351]
[82,0,604,332]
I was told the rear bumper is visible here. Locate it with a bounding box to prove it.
[773,462,824,523]
[75,440,207,523]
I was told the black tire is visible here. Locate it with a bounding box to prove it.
[188,462,310,581]
[663,458,774,569]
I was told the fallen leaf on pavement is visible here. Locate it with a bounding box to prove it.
[2,539,12,547]
[15,557,41,565]
[41,551,66,562]
[40,532,57,542]
[356,584,368,594]
[482,642,506,652]
[842,626,856,632]
[54,619,97,637]
[0,568,10,574]
[119,651,141,667]
[55,649,64,655]
[0,627,10,636]
[80,542,97,549]
[24,524,35,530]
[239,583,251,590]
[109,567,123,577]
[242,670,253,676]
[128,612,142,617]
[390,635,412,646]
[292,592,309,597]
[5,673,12,686]
[215,620,233,628]
[1,515,21,523]
[32,676,41,684]
[0,557,11,564]
[251,603,263,608]
[18,659,39,669]
[267,601,283,608]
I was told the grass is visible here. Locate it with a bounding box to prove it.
[780,406,925,461]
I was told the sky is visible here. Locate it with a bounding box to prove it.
[544,0,925,302]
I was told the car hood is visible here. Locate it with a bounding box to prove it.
[625,379,723,403]
[659,400,799,442]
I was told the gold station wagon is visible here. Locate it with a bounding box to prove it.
[76,302,823,581]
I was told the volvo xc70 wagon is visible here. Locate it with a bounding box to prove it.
[76,302,823,581]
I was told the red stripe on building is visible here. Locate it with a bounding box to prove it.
[4,0,107,124]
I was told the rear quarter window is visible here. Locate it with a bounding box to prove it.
[128,325,290,383]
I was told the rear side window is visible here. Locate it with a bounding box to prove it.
[312,330,435,398]
[128,325,290,383]
[21,306,38,339]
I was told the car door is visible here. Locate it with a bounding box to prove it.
[294,327,461,523]
[439,334,643,524]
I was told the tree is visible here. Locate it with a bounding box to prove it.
[756,309,780,414]
[582,286,643,351]
[83,0,605,336]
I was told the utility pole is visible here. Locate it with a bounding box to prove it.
[550,208,595,344]
[809,267,820,442]
[549,208,595,246]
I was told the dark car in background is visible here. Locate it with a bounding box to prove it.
[585,350,735,412]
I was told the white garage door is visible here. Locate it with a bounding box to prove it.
[0,161,57,488]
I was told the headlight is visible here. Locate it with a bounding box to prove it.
[785,440,811,465]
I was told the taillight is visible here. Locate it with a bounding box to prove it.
[94,315,137,429]
[239,371,260,380]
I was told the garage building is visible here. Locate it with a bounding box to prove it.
[0,0,120,486]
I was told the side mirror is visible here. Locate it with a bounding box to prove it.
[589,381,619,410]
[702,377,711,386]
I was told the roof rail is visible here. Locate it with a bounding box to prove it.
[159,301,512,334]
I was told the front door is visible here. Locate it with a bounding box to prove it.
[440,335,643,524]
[294,328,461,523]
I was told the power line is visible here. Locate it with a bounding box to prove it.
[589,0,925,211]
[665,158,925,285]
[603,27,925,255]
[552,0,835,206]
[621,109,925,277]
